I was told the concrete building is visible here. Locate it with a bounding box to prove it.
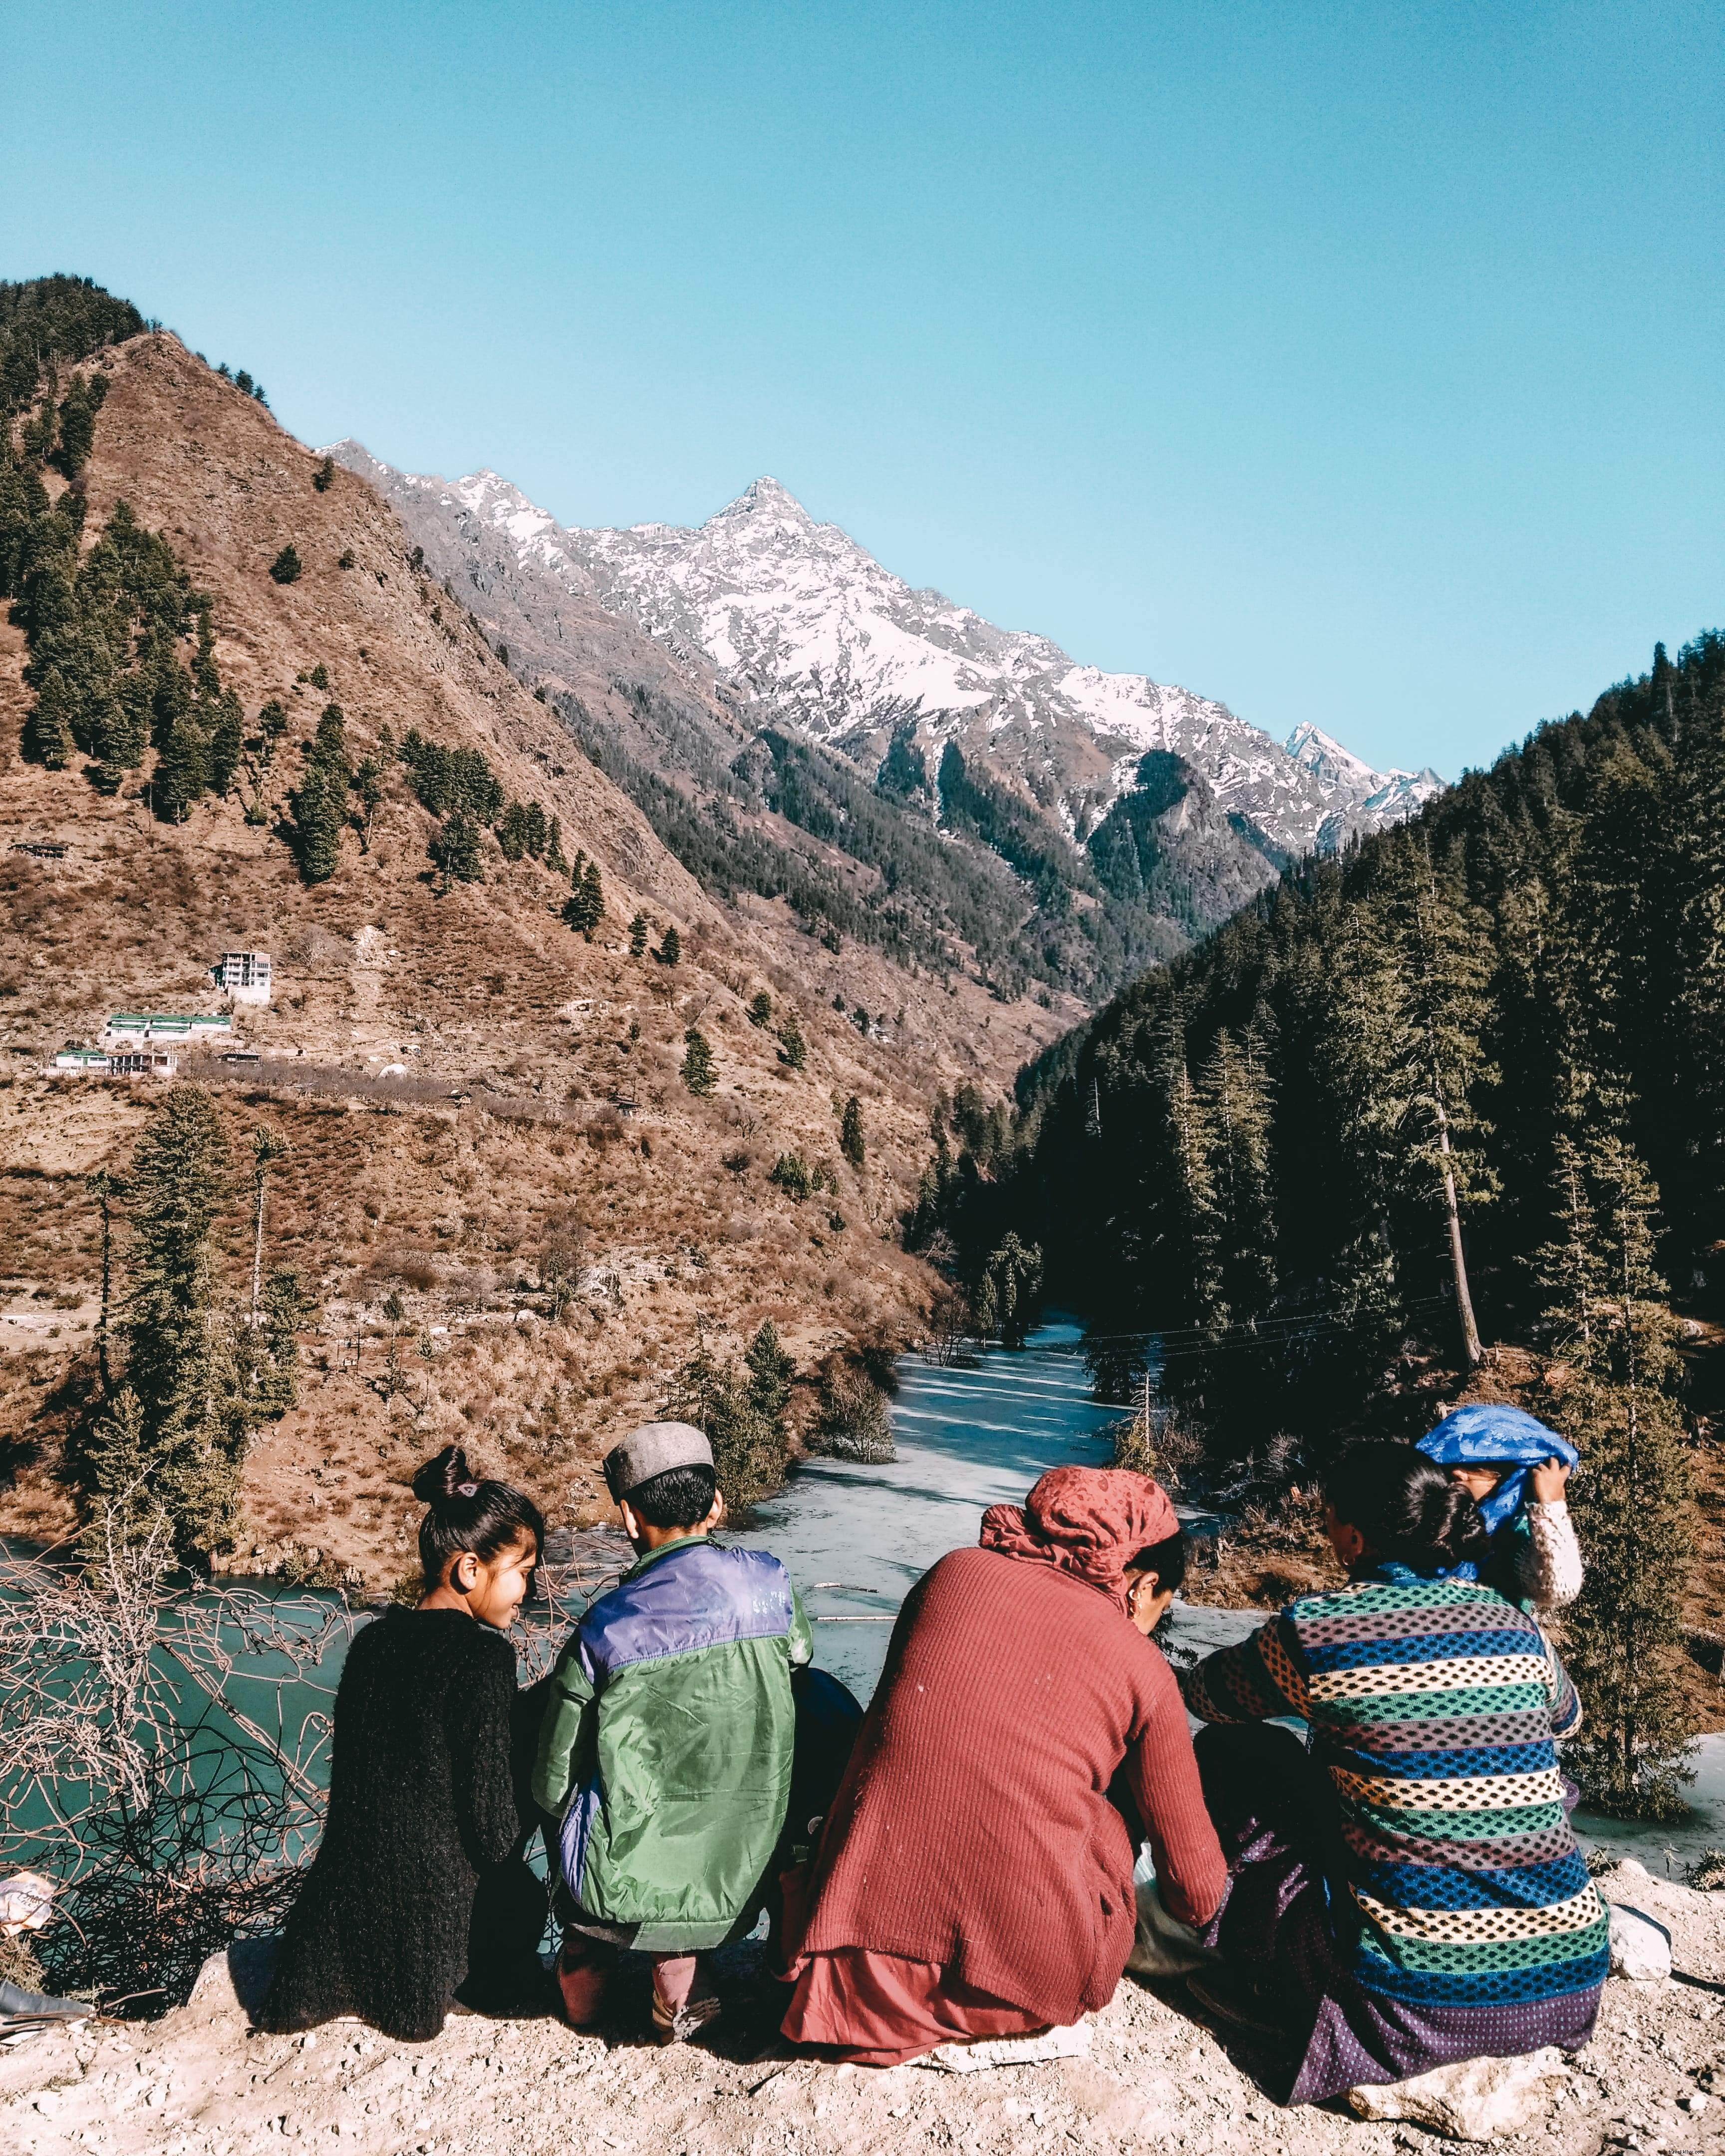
[109,1050,177,1078]
[104,1013,233,1045]
[52,1047,109,1074]
[214,951,272,1004]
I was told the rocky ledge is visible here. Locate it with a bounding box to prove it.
[2,1861,1720,2156]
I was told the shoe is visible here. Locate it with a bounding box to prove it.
[651,1974,723,2046]
[1183,1969,1295,2044]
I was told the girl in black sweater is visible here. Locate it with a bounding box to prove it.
[259,1448,547,2041]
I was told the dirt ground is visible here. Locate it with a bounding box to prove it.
[3,1863,1721,2156]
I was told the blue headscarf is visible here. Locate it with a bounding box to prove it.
[1415,1403,1579,1537]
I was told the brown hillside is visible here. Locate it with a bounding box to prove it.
[0,333,1063,1584]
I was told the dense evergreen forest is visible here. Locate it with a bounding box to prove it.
[914,635,1724,1813]
[924,633,1723,1405]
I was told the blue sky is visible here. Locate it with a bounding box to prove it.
[4,1,1720,778]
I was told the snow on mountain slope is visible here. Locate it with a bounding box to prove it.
[330,449,1443,862]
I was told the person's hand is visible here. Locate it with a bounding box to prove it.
[1529,1457,1571,1503]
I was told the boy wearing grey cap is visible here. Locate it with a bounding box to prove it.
[532,1421,812,2042]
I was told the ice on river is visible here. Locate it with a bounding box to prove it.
[737,1317,1203,1702]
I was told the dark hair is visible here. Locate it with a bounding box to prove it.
[1323,1441,1488,1574]
[1124,1529,1186,1596]
[411,1445,544,1584]
[626,1461,717,1531]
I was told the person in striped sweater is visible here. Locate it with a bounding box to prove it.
[1178,1440,1607,2105]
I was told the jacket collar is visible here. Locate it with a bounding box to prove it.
[623,1530,711,1582]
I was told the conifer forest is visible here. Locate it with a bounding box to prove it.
[917,635,1725,1815]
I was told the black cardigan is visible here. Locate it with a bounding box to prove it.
[259,1607,532,2041]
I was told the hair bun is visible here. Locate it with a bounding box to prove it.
[411,1444,475,1507]
[1426,1477,1488,1564]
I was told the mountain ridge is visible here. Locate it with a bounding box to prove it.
[332,445,1443,1001]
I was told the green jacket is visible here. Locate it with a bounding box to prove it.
[532,1533,812,1950]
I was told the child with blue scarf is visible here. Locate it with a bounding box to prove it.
[1415,1402,1583,1614]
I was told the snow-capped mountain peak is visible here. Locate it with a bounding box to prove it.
[331,445,1442,862]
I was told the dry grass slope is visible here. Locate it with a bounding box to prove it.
[0,334,1065,1582]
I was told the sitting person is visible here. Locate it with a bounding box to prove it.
[780,1466,1227,2066]
[532,1421,812,2044]
[1180,1440,1607,2106]
[1415,1402,1583,1612]
[259,1447,546,2042]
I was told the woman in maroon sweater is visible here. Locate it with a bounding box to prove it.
[781,1467,1227,2064]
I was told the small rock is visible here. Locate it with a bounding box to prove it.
[1681,2093,1709,2114]
[1608,1904,1674,1982]
[1347,2048,1571,2142]
[35,2090,62,2116]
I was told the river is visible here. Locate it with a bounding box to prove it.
[9,1321,1721,1884]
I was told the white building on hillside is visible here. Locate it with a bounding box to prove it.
[104,1013,233,1045]
[214,951,272,1004]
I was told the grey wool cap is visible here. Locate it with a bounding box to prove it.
[603,1420,713,1502]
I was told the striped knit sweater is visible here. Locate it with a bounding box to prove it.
[1181,1568,1609,2013]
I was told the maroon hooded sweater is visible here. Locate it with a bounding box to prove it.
[784,1470,1228,2034]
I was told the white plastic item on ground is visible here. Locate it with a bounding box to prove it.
[1126,1854,1219,1978]
[1346,2047,1569,2142]
[1608,1901,1674,1982]
[0,1872,55,1934]
[919,2020,1093,2073]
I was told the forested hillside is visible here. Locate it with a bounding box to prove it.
[918,635,1725,1809]
[930,633,1723,1391]
[0,274,1055,1584]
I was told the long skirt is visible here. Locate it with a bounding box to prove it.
[1192,1723,1602,2106]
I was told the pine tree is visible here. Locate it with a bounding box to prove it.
[978,1232,1043,1349]
[839,1093,865,1170]
[656,924,681,967]
[206,687,243,796]
[744,1320,796,1431]
[628,911,649,959]
[251,1268,304,1418]
[1197,1027,1277,1322]
[1542,1114,1697,1819]
[1327,838,1496,1364]
[351,756,384,848]
[257,698,288,770]
[90,1087,250,1556]
[430,810,484,884]
[545,816,569,874]
[269,545,302,585]
[154,710,209,822]
[1163,1047,1223,1328]
[562,857,603,938]
[748,990,773,1029]
[681,1028,716,1095]
[51,369,107,479]
[293,760,344,882]
[777,1010,807,1070]
[21,662,75,766]
[312,455,335,493]
[660,1345,785,1514]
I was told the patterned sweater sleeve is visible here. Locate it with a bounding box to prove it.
[1515,1501,1585,1610]
[1179,1614,1312,1723]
